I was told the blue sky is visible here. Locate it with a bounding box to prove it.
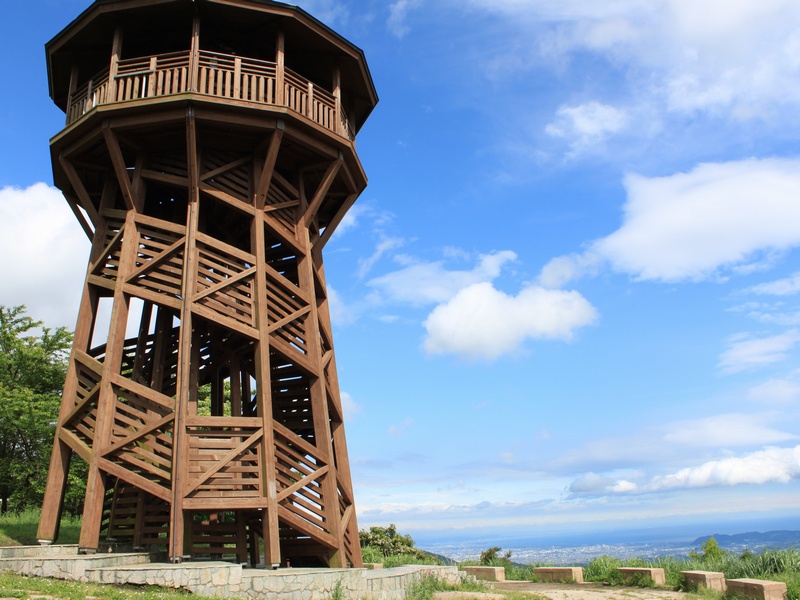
[2,0,800,544]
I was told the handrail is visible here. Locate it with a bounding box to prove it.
[66,49,353,140]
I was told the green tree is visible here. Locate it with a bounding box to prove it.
[0,305,72,513]
[359,524,428,559]
[479,546,512,565]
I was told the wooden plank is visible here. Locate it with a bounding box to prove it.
[89,223,124,275]
[126,235,186,281]
[190,304,259,339]
[195,231,257,264]
[185,416,263,428]
[277,505,337,550]
[183,497,267,510]
[266,305,311,335]
[272,421,321,460]
[184,429,264,494]
[200,184,256,215]
[141,169,189,188]
[122,284,182,311]
[99,458,171,503]
[103,412,175,456]
[110,372,176,412]
[276,465,328,502]
[201,155,251,182]
[58,428,93,463]
[134,212,187,234]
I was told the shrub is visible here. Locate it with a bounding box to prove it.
[359,524,440,566]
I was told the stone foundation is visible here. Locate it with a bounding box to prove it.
[0,545,465,600]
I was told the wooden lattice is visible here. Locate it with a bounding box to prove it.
[39,0,375,568]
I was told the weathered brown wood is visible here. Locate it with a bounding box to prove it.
[42,0,374,567]
[108,27,123,103]
[275,31,285,106]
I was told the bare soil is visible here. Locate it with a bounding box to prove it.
[434,581,690,600]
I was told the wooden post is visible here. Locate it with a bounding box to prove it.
[66,63,79,126]
[234,57,242,100]
[168,108,201,562]
[188,15,200,92]
[147,57,158,98]
[79,208,137,552]
[332,68,342,136]
[275,31,285,106]
[109,27,123,102]
[252,128,284,568]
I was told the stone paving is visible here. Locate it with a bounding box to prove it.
[0,545,465,599]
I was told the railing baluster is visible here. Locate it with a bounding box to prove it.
[65,49,351,139]
[234,57,242,100]
[148,57,157,97]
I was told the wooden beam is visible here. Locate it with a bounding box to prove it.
[302,158,341,228]
[59,155,100,226]
[254,129,284,210]
[64,193,94,240]
[316,193,357,251]
[102,124,135,210]
[168,107,201,561]
[183,429,263,494]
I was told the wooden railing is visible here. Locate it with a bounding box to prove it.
[66,49,352,140]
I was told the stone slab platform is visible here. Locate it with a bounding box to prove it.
[726,578,788,600]
[0,545,465,599]
[681,570,726,592]
[534,567,584,583]
[462,566,505,581]
[616,567,666,586]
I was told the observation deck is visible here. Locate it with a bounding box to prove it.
[47,0,377,143]
[66,48,355,139]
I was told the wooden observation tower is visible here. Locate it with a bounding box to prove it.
[37,0,377,567]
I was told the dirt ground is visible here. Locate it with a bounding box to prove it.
[434,580,689,600]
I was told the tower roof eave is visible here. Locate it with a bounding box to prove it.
[46,0,378,132]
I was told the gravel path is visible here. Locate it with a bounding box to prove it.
[434,581,689,600]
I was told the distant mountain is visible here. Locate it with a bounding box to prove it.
[692,530,800,549]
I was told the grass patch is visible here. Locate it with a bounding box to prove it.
[0,509,81,546]
[403,574,549,600]
[582,548,800,599]
[0,572,200,600]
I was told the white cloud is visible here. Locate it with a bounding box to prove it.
[331,203,369,239]
[539,251,602,289]
[368,250,518,305]
[387,0,420,38]
[650,445,800,490]
[748,379,800,405]
[0,183,88,328]
[357,235,405,278]
[541,158,800,285]
[422,282,598,360]
[293,0,350,27]
[340,391,362,421]
[464,0,800,120]
[663,413,797,447]
[745,272,800,296]
[718,330,800,374]
[388,418,415,437]
[545,102,628,154]
[569,445,800,496]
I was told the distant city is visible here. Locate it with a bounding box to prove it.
[413,517,800,564]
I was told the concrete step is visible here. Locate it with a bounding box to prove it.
[0,544,79,559]
[0,550,153,581]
